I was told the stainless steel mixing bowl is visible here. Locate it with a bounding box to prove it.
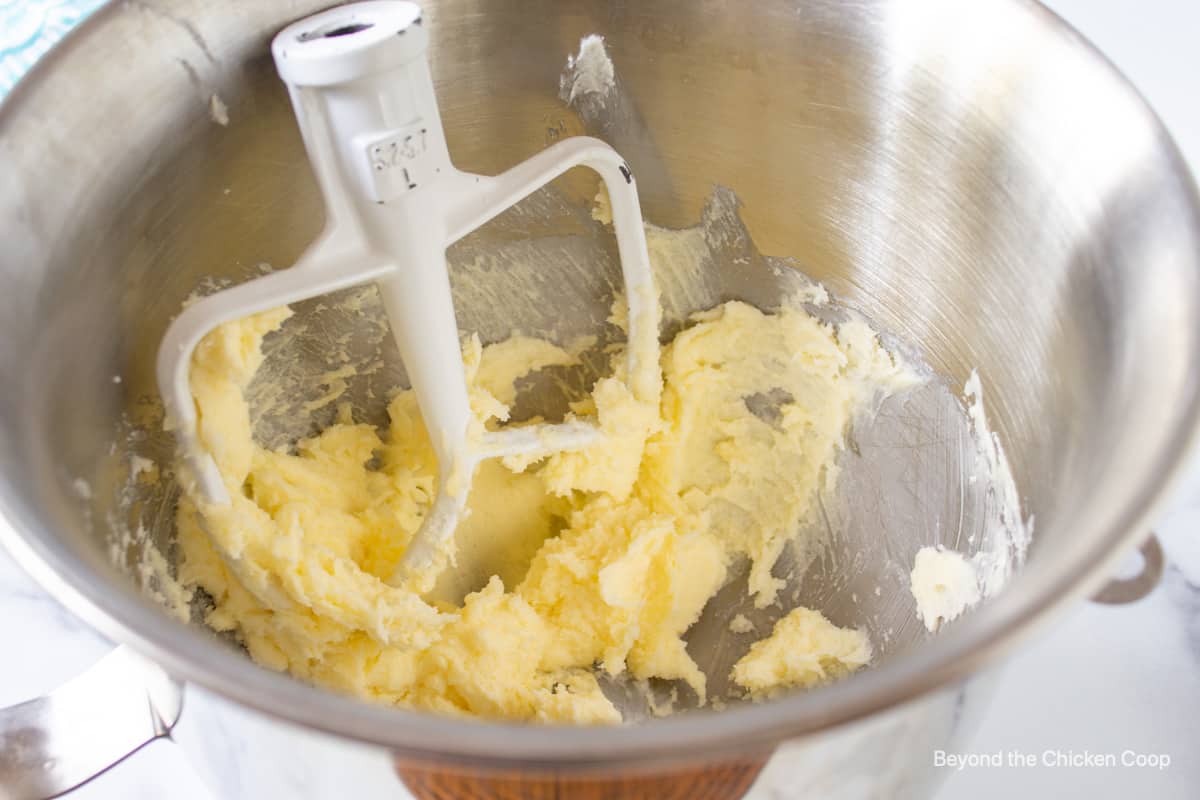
[0,0,1198,798]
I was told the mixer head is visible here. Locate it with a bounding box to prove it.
[155,0,659,584]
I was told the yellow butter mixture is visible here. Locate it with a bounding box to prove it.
[176,288,915,723]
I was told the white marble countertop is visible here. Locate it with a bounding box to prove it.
[1,1,1197,798]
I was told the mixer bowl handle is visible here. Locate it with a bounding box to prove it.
[1089,533,1164,605]
[0,646,182,800]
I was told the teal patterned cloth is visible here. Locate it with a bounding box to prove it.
[0,0,107,98]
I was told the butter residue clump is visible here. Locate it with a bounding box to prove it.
[910,546,982,631]
[732,607,873,698]
[176,292,916,723]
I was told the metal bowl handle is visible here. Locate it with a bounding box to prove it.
[0,646,182,800]
[1090,533,1165,605]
